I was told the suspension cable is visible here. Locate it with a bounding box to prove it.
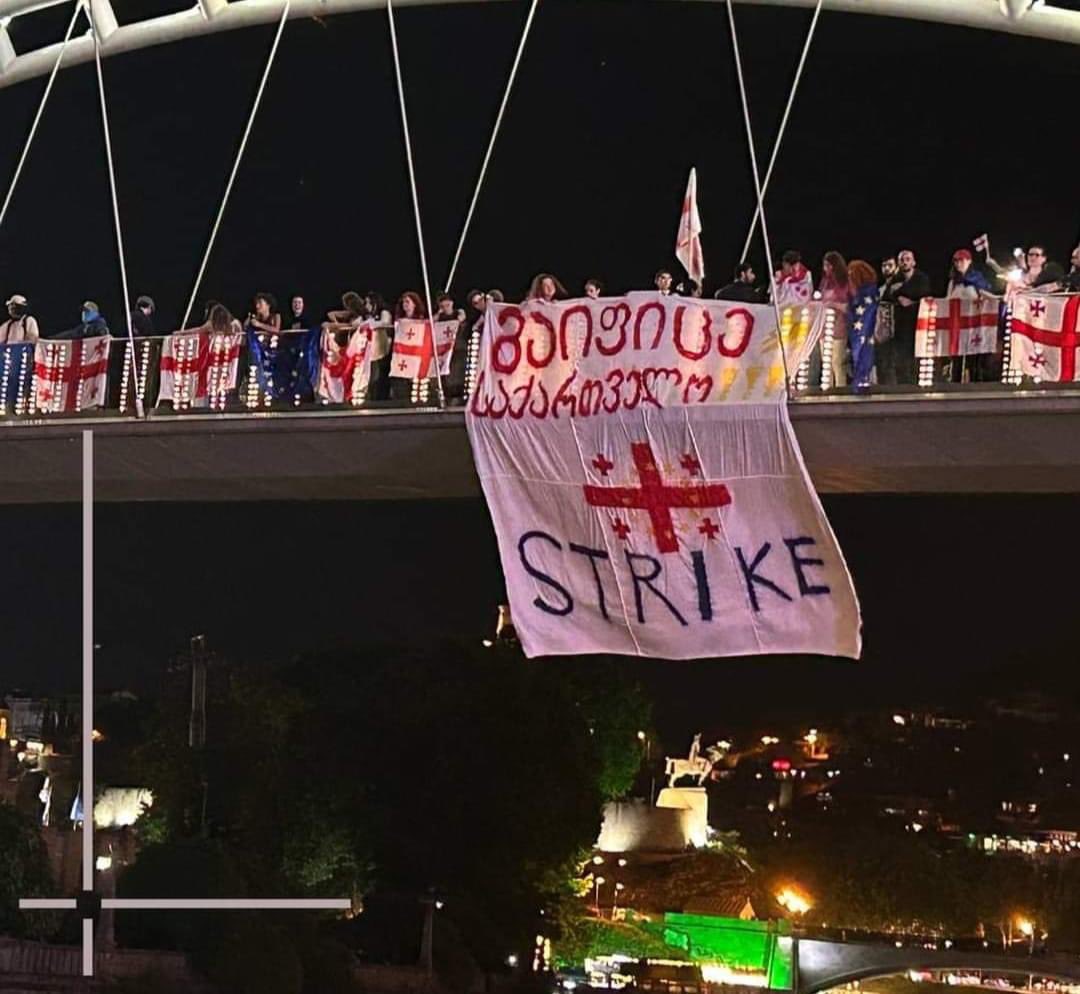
[387,0,444,407]
[725,0,790,393]
[443,0,539,293]
[180,0,290,332]
[92,10,142,415]
[0,1,83,235]
[738,0,824,265]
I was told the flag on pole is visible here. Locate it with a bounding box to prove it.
[675,167,705,287]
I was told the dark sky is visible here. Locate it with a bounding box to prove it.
[0,0,1076,332]
[0,2,1076,736]
[2,494,1073,742]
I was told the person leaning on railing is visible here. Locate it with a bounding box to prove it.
[0,294,39,344]
[51,300,109,340]
[245,292,281,334]
[363,291,393,402]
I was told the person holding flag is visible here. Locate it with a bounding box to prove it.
[675,167,704,292]
[846,259,880,392]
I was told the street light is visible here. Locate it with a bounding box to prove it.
[613,882,625,918]
[593,876,606,914]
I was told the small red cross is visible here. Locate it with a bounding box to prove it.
[680,453,701,475]
[405,329,417,341]
[584,440,732,554]
[398,360,409,372]
[593,454,614,476]
[699,518,719,540]
[612,519,631,540]
[1029,353,1047,368]
[1012,297,1080,381]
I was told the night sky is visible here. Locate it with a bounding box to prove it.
[0,2,1076,736]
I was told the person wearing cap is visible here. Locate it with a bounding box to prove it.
[131,295,156,336]
[52,301,110,340]
[0,294,39,344]
[944,249,994,384]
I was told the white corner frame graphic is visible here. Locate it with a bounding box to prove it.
[19,431,349,978]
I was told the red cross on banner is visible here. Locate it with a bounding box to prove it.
[916,298,998,357]
[33,337,111,412]
[1011,295,1080,382]
[583,440,732,554]
[390,319,458,380]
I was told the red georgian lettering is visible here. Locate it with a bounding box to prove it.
[641,367,681,407]
[526,311,556,368]
[603,369,623,413]
[508,376,535,419]
[683,373,713,404]
[718,307,754,357]
[596,303,631,356]
[673,305,712,361]
[579,378,604,417]
[529,379,550,418]
[560,304,591,360]
[633,301,666,351]
[552,372,578,418]
[491,307,525,373]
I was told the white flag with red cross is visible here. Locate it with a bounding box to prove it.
[1009,293,1080,382]
[389,319,458,380]
[33,336,111,413]
[675,167,705,286]
[915,297,1000,358]
[317,323,374,403]
[466,292,859,660]
[157,330,243,408]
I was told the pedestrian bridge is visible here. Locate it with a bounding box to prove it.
[1,388,1079,503]
[797,936,1080,994]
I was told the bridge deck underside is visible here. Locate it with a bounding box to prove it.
[0,392,1076,503]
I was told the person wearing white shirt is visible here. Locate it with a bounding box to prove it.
[0,294,39,343]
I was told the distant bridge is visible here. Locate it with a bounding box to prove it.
[797,937,1080,994]
[2,390,1080,503]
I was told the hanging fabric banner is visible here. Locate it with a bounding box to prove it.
[466,292,861,660]
[915,297,1000,358]
[389,319,458,380]
[157,330,243,409]
[317,324,375,404]
[33,337,110,413]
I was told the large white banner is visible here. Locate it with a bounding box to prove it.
[466,292,861,660]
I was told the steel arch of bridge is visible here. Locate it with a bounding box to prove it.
[0,0,1074,92]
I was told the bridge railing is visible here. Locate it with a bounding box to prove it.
[0,298,1075,424]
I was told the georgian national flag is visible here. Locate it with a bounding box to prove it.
[33,336,110,413]
[157,330,243,407]
[389,319,458,380]
[675,166,705,285]
[318,324,374,403]
[1010,293,1080,382]
[915,297,999,358]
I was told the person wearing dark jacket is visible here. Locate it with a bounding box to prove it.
[52,301,110,340]
[714,263,762,303]
[880,250,929,385]
[131,295,155,336]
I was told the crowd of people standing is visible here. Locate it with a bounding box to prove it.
[0,237,1076,400]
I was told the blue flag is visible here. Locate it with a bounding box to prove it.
[0,342,34,412]
[847,285,879,391]
[246,327,320,402]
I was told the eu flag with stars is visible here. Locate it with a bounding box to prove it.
[246,327,320,402]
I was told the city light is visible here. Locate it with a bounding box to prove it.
[506,954,518,968]
[637,730,647,741]
[775,886,813,916]
[592,855,604,865]
[761,735,779,746]
[893,714,907,726]
[1016,917,1034,937]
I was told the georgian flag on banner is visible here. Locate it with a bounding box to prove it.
[157,330,243,407]
[675,167,704,285]
[318,324,374,403]
[389,319,458,380]
[466,292,861,660]
[1009,293,1080,382]
[33,336,110,413]
[915,297,1000,357]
